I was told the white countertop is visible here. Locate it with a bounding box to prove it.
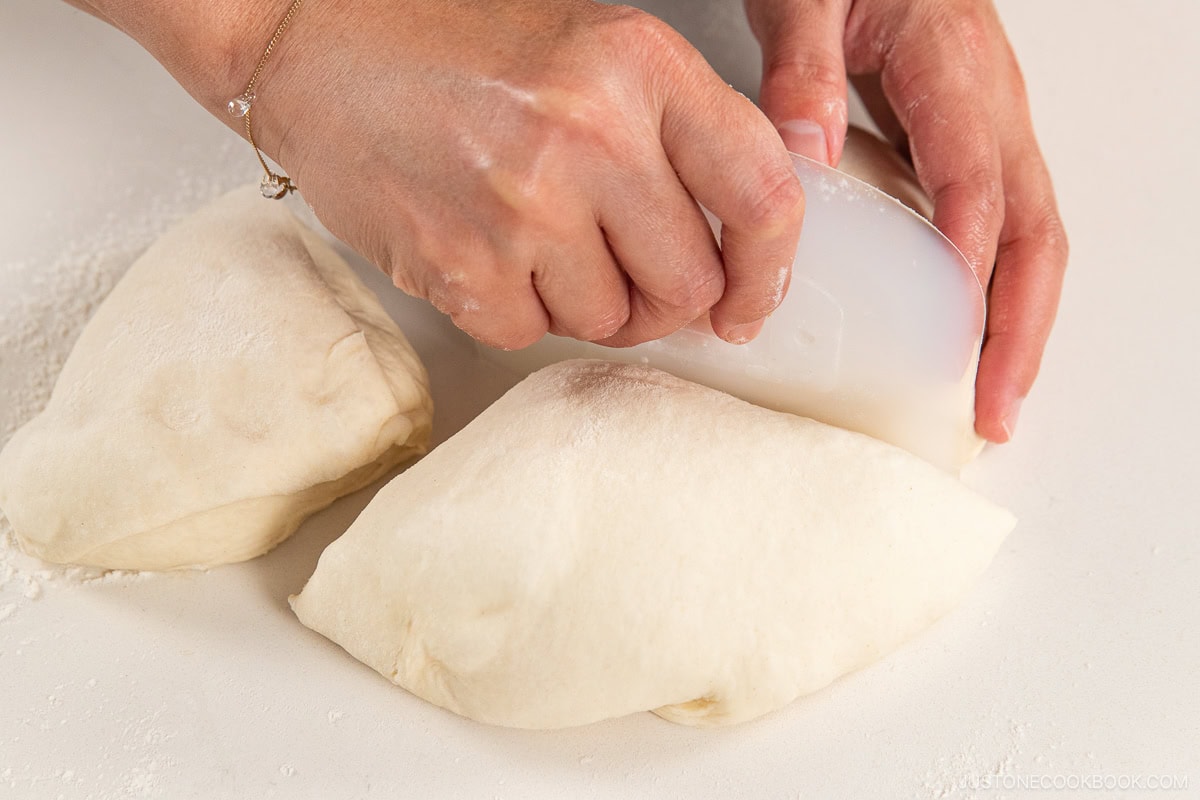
[1,1,1197,798]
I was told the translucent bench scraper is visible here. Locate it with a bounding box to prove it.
[478,151,987,470]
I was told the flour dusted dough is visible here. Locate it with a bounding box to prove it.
[0,187,432,570]
[291,360,1013,729]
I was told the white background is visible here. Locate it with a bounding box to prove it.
[1,1,1197,798]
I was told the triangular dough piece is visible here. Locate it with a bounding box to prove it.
[291,360,1012,729]
[0,187,432,570]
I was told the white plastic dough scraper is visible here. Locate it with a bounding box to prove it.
[478,146,987,470]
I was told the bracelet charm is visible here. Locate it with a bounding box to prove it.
[229,0,305,199]
[227,92,255,118]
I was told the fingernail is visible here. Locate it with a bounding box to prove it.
[725,319,765,345]
[778,120,828,164]
[999,397,1024,442]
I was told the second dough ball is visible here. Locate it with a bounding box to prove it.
[0,187,433,570]
[292,360,1013,729]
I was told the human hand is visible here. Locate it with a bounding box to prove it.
[744,0,1069,442]
[224,0,804,350]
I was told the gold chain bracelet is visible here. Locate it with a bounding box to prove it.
[227,0,305,199]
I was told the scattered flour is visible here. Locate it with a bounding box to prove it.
[1,690,181,799]
[0,525,156,608]
[1,164,244,442]
[919,718,1031,799]
[0,163,246,623]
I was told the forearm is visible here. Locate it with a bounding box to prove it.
[60,1,112,25]
[60,0,275,119]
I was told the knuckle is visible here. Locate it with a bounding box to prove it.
[503,319,550,351]
[661,264,725,317]
[468,309,548,351]
[888,8,997,122]
[939,165,1004,226]
[532,261,631,343]
[953,16,989,59]
[766,52,846,99]
[1033,208,1070,266]
[974,176,1005,222]
[743,166,805,232]
[425,257,497,317]
[611,7,679,52]
[361,236,410,293]
[929,2,994,62]
[576,306,631,342]
[389,268,419,297]
[1004,58,1031,106]
[604,5,696,76]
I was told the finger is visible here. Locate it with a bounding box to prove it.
[974,75,1068,442]
[851,4,1007,285]
[844,3,1067,441]
[973,189,1067,443]
[426,259,551,351]
[745,0,852,165]
[659,64,805,343]
[590,148,726,348]
[533,226,632,342]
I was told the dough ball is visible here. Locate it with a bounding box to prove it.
[291,360,1013,729]
[0,187,433,570]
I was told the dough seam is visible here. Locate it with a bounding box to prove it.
[59,443,422,571]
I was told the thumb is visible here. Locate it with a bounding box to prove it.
[746,0,851,166]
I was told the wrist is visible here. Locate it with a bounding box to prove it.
[78,0,286,120]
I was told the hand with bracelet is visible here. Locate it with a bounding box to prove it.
[64,0,1066,443]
